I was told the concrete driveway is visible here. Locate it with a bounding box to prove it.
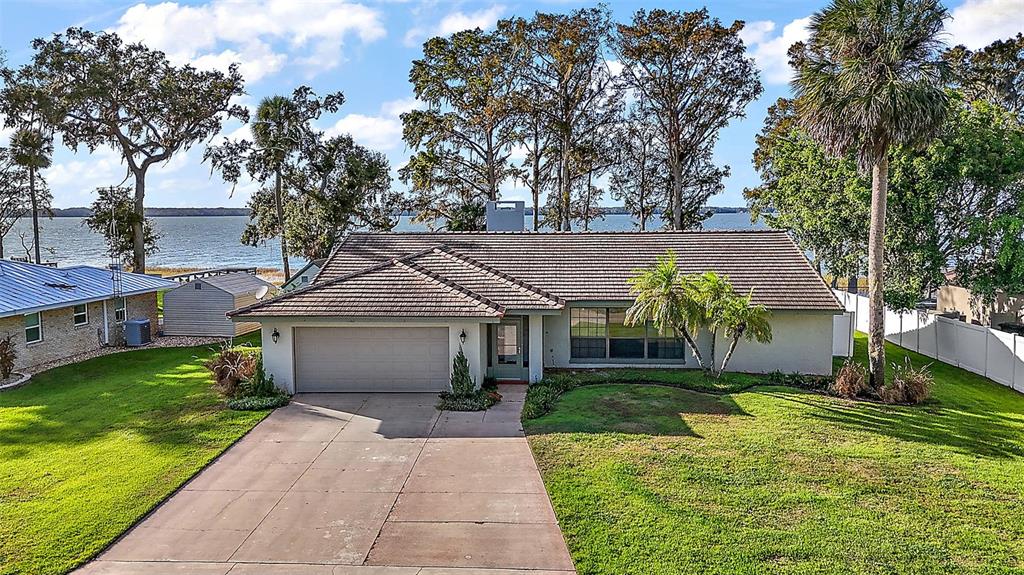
[77,386,575,575]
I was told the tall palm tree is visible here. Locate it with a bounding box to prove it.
[792,0,948,387]
[716,292,772,377]
[252,96,300,282]
[625,250,709,371]
[10,127,52,265]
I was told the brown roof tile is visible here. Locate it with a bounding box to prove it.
[235,230,841,318]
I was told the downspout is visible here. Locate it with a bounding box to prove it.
[102,299,109,345]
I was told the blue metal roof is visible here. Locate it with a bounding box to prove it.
[0,260,177,318]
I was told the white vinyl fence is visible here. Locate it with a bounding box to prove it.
[833,289,1024,393]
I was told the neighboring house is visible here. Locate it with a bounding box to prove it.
[163,272,277,337]
[230,229,843,394]
[0,260,175,371]
[281,258,326,292]
[937,284,1024,327]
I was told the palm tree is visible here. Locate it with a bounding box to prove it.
[625,250,709,371]
[715,292,772,377]
[687,272,736,369]
[9,127,52,265]
[252,96,300,282]
[792,0,949,387]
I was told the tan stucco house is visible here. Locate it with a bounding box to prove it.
[0,260,175,371]
[230,229,843,394]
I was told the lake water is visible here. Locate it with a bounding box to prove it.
[3,212,766,270]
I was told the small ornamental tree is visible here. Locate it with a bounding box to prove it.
[0,334,16,379]
[450,346,474,397]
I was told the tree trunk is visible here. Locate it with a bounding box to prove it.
[560,140,571,232]
[718,335,741,378]
[848,275,858,294]
[867,157,888,388]
[274,168,291,282]
[132,170,146,273]
[532,131,541,231]
[678,325,708,372]
[709,327,717,372]
[29,167,41,265]
[670,151,683,230]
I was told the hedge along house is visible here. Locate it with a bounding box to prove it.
[162,272,278,337]
[0,259,175,372]
[229,225,844,395]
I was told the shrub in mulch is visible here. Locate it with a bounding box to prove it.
[830,359,870,399]
[878,358,933,405]
[436,347,501,411]
[227,394,290,411]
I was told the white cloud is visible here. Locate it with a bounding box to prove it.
[404,4,505,47]
[112,0,386,82]
[742,17,811,85]
[324,97,421,151]
[947,0,1024,50]
[437,5,505,36]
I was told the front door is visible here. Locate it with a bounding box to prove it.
[491,318,524,380]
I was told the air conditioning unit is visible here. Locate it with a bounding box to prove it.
[124,319,152,347]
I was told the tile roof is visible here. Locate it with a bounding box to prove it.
[230,254,506,318]
[232,230,842,318]
[0,260,177,318]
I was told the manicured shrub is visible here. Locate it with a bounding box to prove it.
[831,359,869,399]
[450,346,474,396]
[437,389,501,411]
[0,334,16,380]
[242,352,278,397]
[878,358,933,404]
[227,394,289,411]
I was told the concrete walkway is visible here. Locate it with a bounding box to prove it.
[77,386,575,575]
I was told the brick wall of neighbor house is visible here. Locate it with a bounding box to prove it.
[0,293,160,372]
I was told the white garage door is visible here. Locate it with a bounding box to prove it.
[294,327,450,392]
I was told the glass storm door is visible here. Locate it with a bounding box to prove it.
[492,318,524,379]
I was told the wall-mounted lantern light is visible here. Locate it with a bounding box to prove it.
[271,328,280,344]
[459,329,467,344]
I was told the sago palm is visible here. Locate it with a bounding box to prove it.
[252,95,301,282]
[10,127,52,265]
[716,292,772,377]
[625,250,709,371]
[792,0,948,386]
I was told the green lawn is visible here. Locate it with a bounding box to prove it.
[526,334,1024,574]
[0,337,268,575]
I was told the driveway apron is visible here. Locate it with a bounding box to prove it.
[76,385,575,575]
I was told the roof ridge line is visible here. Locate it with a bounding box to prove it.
[395,260,506,316]
[430,246,565,307]
[228,257,404,317]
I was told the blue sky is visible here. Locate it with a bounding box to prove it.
[1,0,1021,209]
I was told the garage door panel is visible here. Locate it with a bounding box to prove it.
[294,327,450,392]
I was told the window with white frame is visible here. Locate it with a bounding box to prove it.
[569,307,685,362]
[73,303,88,326]
[24,312,42,344]
[114,297,126,323]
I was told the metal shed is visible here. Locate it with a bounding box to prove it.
[162,272,276,337]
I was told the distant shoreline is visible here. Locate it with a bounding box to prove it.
[47,206,757,218]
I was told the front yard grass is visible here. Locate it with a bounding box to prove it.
[0,336,268,575]
[525,334,1024,574]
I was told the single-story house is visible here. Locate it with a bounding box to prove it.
[282,258,326,292]
[0,260,176,371]
[163,272,277,337]
[229,229,843,394]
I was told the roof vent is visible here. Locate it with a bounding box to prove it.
[485,201,525,232]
